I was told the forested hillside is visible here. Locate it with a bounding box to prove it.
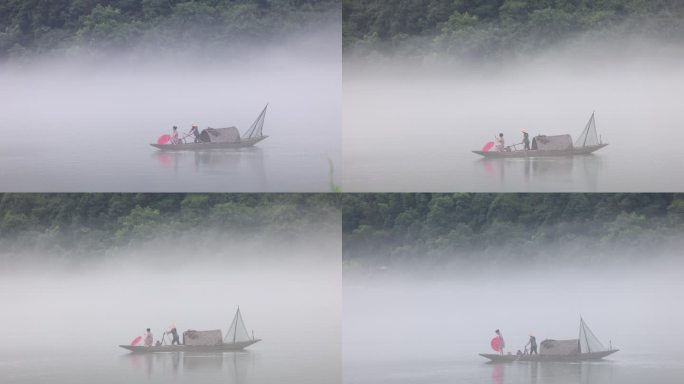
[343,193,684,266]
[343,0,684,58]
[0,0,339,58]
[0,193,340,255]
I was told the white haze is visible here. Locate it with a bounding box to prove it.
[343,259,684,384]
[0,25,340,192]
[343,37,684,192]
[0,231,341,384]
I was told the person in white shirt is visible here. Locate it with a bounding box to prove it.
[171,126,180,144]
[494,133,505,152]
[144,328,154,347]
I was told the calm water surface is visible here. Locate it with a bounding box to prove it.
[0,130,338,192]
[1,343,337,384]
[345,353,684,384]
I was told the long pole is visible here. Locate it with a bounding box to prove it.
[233,307,239,343]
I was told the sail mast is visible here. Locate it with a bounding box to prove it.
[224,305,251,344]
[579,316,607,353]
[580,317,590,353]
[583,113,592,147]
[243,104,268,139]
[233,307,239,343]
[575,112,598,148]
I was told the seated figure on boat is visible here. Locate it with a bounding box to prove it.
[144,328,154,347]
[494,133,505,152]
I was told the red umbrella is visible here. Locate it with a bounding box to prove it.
[490,336,502,352]
[130,336,142,346]
[482,141,495,152]
[157,134,171,145]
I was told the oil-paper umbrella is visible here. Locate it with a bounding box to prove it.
[157,134,171,145]
[490,336,502,352]
[130,336,142,346]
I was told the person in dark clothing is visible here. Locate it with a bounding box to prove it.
[166,326,181,345]
[526,334,537,355]
[522,129,530,150]
[190,124,201,143]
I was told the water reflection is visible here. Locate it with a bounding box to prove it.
[153,148,262,172]
[491,363,504,384]
[487,361,616,384]
[152,148,268,189]
[122,351,254,383]
[478,155,604,191]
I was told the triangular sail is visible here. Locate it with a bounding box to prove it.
[242,104,267,139]
[579,317,607,353]
[224,307,252,344]
[575,112,599,147]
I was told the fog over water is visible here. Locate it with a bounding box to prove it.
[0,234,341,383]
[344,260,684,384]
[0,27,340,192]
[343,39,684,192]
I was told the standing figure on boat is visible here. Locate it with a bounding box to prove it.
[190,124,201,143]
[526,334,537,355]
[171,126,180,144]
[144,328,154,347]
[521,129,530,150]
[494,133,505,152]
[166,325,181,345]
[495,329,505,355]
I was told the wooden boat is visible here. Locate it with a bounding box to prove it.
[151,105,268,151]
[150,135,268,150]
[119,339,260,353]
[472,143,607,158]
[479,349,618,362]
[480,318,618,363]
[473,112,607,158]
[120,308,261,354]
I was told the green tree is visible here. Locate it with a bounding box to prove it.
[114,205,162,243]
[76,4,140,48]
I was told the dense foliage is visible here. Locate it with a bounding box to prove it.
[343,193,684,266]
[0,193,339,255]
[343,0,684,58]
[0,0,339,58]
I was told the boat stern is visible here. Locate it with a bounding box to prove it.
[479,353,517,362]
[119,345,138,352]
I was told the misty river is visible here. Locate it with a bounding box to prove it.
[343,263,684,384]
[343,42,684,192]
[0,36,340,192]
[0,246,341,384]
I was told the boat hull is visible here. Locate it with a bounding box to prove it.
[479,349,618,362]
[472,144,607,158]
[151,136,268,151]
[119,339,261,353]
